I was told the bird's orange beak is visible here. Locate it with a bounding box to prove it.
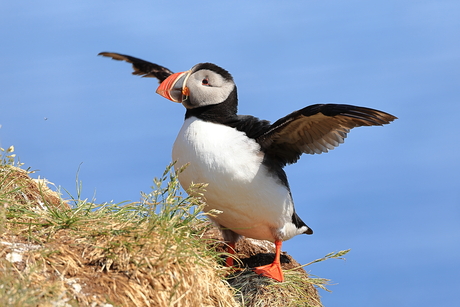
[156,71,190,103]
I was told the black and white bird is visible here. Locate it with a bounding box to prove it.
[99,52,397,282]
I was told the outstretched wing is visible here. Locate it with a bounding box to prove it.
[98,52,174,83]
[257,104,397,166]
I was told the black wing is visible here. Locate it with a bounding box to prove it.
[257,104,397,166]
[98,52,174,83]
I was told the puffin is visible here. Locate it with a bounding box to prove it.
[99,52,397,282]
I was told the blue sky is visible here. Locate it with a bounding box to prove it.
[1,1,459,306]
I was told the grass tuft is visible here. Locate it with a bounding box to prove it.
[229,269,324,307]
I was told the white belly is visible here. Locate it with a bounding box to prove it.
[172,117,297,242]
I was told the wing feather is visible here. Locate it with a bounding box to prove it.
[257,104,397,165]
[98,52,174,83]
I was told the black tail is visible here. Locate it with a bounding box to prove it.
[292,211,313,235]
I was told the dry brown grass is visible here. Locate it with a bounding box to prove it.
[1,164,238,307]
[0,153,329,307]
[0,164,68,211]
[229,270,323,307]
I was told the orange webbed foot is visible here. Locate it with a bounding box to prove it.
[252,240,284,282]
[253,261,284,282]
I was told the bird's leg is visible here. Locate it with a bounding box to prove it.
[253,240,284,282]
[225,242,236,267]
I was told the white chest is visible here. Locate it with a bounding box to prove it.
[172,117,264,186]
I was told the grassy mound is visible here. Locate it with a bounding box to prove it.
[0,146,344,306]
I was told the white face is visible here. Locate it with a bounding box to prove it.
[183,68,235,109]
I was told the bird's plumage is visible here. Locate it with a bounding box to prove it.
[172,117,310,242]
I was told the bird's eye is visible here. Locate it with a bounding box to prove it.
[202,78,210,86]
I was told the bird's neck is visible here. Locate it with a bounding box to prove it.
[184,88,238,124]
